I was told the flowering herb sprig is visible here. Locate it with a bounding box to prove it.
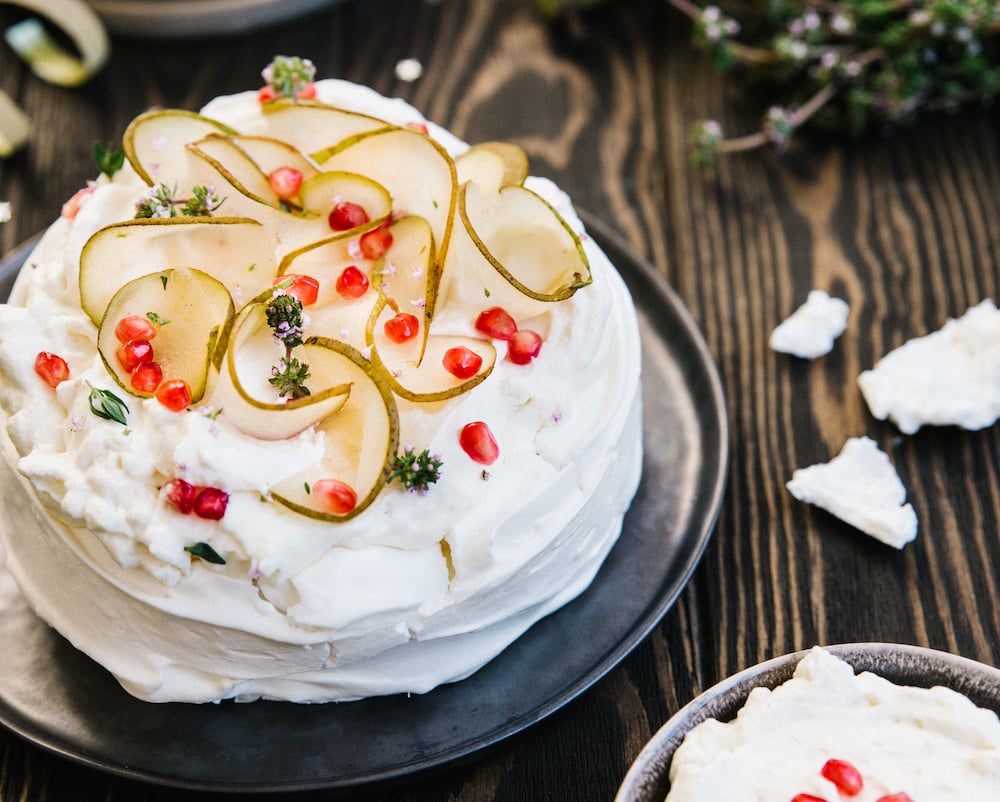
[88,386,129,426]
[135,183,225,218]
[261,56,317,100]
[266,289,311,398]
[388,447,443,494]
[667,0,1000,164]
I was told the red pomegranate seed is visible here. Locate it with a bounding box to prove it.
[155,379,192,412]
[116,339,154,372]
[274,274,319,306]
[407,121,429,135]
[460,421,499,465]
[507,329,543,364]
[34,351,70,388]
[875,795,914,802]
[328,201,370,231]
[442,346,483,379]
[335,265,369,299]
[131,361,163,394]
[193,486,229,520]
[475,307,517,340]
[791,796,826,802]
[296,82,316,99]
[384,312,420,343]
[359,225,393,259]
[312,478,357,514]
[268,166,303,201]
[821,759,863,796]
[115,315,157,344]
[258,85,278,103]
[164,478,197,514]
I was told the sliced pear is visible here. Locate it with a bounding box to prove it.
[367,295,496,401]
[123,109,238,186]
[455,141,529,193]
[188,134,286,208]
[297,170,392,223]
[441,182,592,320]
[270,336,400,521]
[259,99,394,160]
[317,126,457,270]
[98,268,234,402]
[212,302,353,440]
[79,217,278,325]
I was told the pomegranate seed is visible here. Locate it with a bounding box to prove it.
[34,351,70,388]
[507,329,543,364]
[442,346,483,379]
[193,486,229,520]
[164,478,197,514]
[406,121,429,135]
[384,312,420,343]
[296,82,316,99]
[258,85,278,103]
[791,796,826,802]
[116,339,154,372]
[328,201,369,231]
[475,307,517,340]
[359,225,393,259]
[268,166,303,201]
[335,265,369,299]
[115,315,157,344]
[312,478,357,515]
[460,421,499,465]
[821,759,863,796]
[275,274,319,306]
[60,185,97,220]
[876,795,914,802]
[131,361,163,394]
[155,379,192,412]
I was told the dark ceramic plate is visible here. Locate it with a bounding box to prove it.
[615,642,1000,801]
[0,214,728,793]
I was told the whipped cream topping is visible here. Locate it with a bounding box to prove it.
[666,647,1000,801]
[0,80,643,702]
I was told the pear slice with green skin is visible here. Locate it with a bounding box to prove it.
[441,182,592,321]
[259,98,394,160]
[123,109,238,187]
[97,268,234,402]
[455,141,529,193]
[317,126,457,299]
[296,170,393,225]
[269,336,401,522]
[367,294,497,402]
[79,217,278,326]
[211,301,355,440]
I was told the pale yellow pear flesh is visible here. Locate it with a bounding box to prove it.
[259,99,393,161]
[455,141,529,193]
[97,268,234,402]
[123,109,237,187]
[79,217,278,326]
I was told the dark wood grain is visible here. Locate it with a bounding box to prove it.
[1,1,998,800]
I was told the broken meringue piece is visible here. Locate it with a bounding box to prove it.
[770,290,850,359]
[787,436,918,549]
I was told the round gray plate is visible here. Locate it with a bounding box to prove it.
[616,642,1000,802]
[0,214,728,793]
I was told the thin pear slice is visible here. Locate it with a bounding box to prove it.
[79,217,278,325]
[455,141,529,193]
[259,99,394,159]
[188,134,286,208]
[123,109,237,187]
[441,182,592,320]
[317,126,457,274]
[213,302,352,440]
[98,268,234,402]
[368,295,496,402]
[297,170,392,223]
[270,336,400,521]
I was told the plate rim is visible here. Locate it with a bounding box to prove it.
[0,213,729,792]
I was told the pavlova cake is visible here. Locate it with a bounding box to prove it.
[0,58,643,702]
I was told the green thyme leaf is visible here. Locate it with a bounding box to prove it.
[184,542,226,565]
[146,311,170,325]
[88,387,129,426]
[93,141,125,178]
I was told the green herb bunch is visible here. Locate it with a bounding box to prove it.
[669,0,1000,164]
[389,447,443,494]
[266,289,311,399]
[135,183,225,218]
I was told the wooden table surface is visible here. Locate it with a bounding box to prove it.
[1,1,998,799]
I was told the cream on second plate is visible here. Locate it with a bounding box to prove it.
[0,80,643,702]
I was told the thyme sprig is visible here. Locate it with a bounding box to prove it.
[266,290,311,398]
[262,55,316,99]
[135,183,225,218]
[88,386,129,426]
[389,447,443,494]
